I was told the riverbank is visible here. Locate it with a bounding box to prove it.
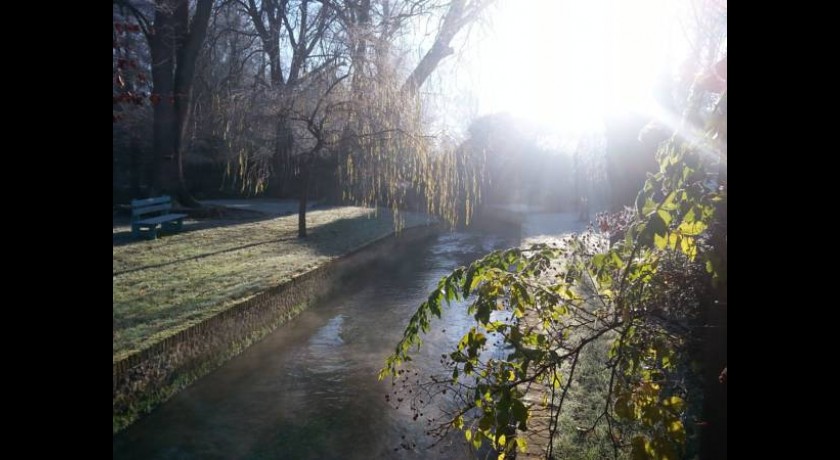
[113,204,435,433]
[114,206,432,360]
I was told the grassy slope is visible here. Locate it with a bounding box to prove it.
[113,206,430,362]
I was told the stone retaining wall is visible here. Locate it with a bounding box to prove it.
[113,224,439,433]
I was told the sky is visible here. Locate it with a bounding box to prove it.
[433,0,692,137]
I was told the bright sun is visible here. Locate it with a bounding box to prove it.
[469,0,685,134]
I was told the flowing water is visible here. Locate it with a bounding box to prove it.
[113,225,524,459]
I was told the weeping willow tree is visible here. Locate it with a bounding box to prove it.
[329,0,496,229]
[212,0,495,234]
[336,77,485,230]
[218,84,275,197]
[272,61,485,236]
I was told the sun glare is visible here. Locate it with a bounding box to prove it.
[471,0,683,134]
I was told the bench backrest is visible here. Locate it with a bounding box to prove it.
[131,195,173,219]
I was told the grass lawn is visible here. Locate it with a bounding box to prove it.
[113,206,431,362]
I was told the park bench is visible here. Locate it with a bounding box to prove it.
[131,195,188,240]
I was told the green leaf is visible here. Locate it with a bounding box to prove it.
[680,235,697,259]
[641,197,657,216]
[678,220,707,236]
[592,254,607,269]
[511,398,528,428]
[463,266,478,296]
[631,436,651,460]
[478,413,493,430]
[428,298,441,318]
[682,165,694,182]
[657,209,672,226]
[668,419,686,444]
[668,232,679,250]
[644,213,668,243]
[454,415,464,430]
[665,395,684,412]
[660,191,678,211]
[444,286,456,303]
[513,283,532,305]
[614,394,635,420]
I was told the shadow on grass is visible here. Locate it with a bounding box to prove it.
[298,209,418,257]
[113,233,300,277]
[112,206,279,247]
[113,205,412,278]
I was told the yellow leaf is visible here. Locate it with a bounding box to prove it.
[654,233,668,250]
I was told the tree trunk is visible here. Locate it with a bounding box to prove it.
[699,297,726,460]
[350,0,372,93]
[129,135,142,197]
[700,117,727,460]
[270,116,294,198]
[151,91,181,197]
[298,160,310,238]
[148,0,212,207]
[150,2,175,195]
[402,0,494,94]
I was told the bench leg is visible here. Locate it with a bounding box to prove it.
[132,224,159,240]
[162,218,183,234]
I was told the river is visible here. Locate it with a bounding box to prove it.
[113,225,525,459]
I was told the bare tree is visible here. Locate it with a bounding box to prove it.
[401,0,494,94]
[117,0,214,207]
[128,0,496,228]
[287,71,351,236]
[237,0,337,196]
